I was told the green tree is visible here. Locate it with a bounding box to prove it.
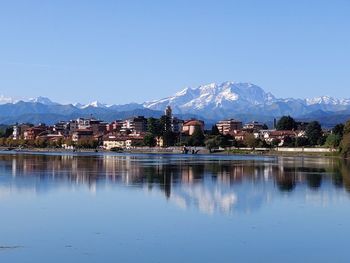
[295,137,309,147]
[305,121,322,146]
[147,118,162,136]
[340,120,350,158]
[243,134,258,148]
[344,120,350,135]
[333,123,344,137]
[211,125,220,135]
[325,134,341,148]
[143,133,156,147]
[276,116,297,131]
[283,136,295,147]
[205,138,219,153]
[340,134,350,158]
[162,131,177,147]
[191,126,205,146]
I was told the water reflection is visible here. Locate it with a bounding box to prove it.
[0,153,349,215]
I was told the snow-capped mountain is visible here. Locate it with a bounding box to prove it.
[0,95,19,104]
[28,96,59,105]
[143,82,350,118]
[80,101,108,109]
[0,81,349,126]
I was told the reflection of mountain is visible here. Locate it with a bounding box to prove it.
[0,153,349,214]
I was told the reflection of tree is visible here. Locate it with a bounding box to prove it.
[1,154,350,199]
[306,174,322,190]
[276,173,296,192]
[338,161,350,193]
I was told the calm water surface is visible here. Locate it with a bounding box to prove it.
[0,152,350,262]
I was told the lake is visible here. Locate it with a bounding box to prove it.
[0,152,350,262]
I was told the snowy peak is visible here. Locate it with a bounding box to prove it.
[81,101,108,109]
[0,95,18,104]
[144,82,275,111]
[306,96,350,106]
[28,96,58,105]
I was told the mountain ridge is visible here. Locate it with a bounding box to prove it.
[0,81,349,127]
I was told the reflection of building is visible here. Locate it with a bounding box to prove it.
[1,153,347,215]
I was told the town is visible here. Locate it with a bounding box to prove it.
[0,105,347,156]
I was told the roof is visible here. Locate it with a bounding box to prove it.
[183,120,204,126]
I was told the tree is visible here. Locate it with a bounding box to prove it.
[340,120,350,158]
[283,136,295,147]
[325,134,341,148]
[205,138,219,153]
[340,134,350,159]
[162,131,177,147]
[295,137,309,147]
[243,134,258,148]
[305,121,322,146]
[211,125,220,135]
[333,123,344,137]
[262,124,269,130]
[276,116,297,131]
[191,126,205,146]
[147,118,162,136]
[344,120,350,135]
[143,133,156,147]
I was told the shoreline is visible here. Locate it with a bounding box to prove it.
[0,146,341,159]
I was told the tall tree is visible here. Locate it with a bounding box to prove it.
[305,121,322,146]
[143,133,156,147]
[211,125,220,135]
[276,116,297,131]
[340,120,350,158]
[191,126,205,146]
[147,118,162,136]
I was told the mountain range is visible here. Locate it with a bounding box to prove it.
[1,81,349,128]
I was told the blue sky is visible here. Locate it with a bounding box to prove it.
[0,0,349,104]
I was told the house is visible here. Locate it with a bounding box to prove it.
[103,135,128,150]
[106,120,123,133]
[216,119,243,135]
[103,134,144,150]
[243,121,265,131]
[23,126,47,140]
[182,119,204,136]
[72,129,94,142]
[120,116,147,134]
[12,124,31,140]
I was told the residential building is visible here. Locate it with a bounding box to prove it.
[121,116,147,134]
[216,119,243,135]
[23,126,47,140]
[72,129,94,142]
[182,119,205,136]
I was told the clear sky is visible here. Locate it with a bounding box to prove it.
[0,0,349,104]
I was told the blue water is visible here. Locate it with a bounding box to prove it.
[0,152,349,262]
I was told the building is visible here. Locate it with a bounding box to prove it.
[243,121,265,131]
[216,119,243,135]
[103,134,144,150]
[106,120,123,133]
[182,119,204,136]
[72,129,94,142]
[12,124,31,140]
[23,126,47,140]
[121,116,147,134]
